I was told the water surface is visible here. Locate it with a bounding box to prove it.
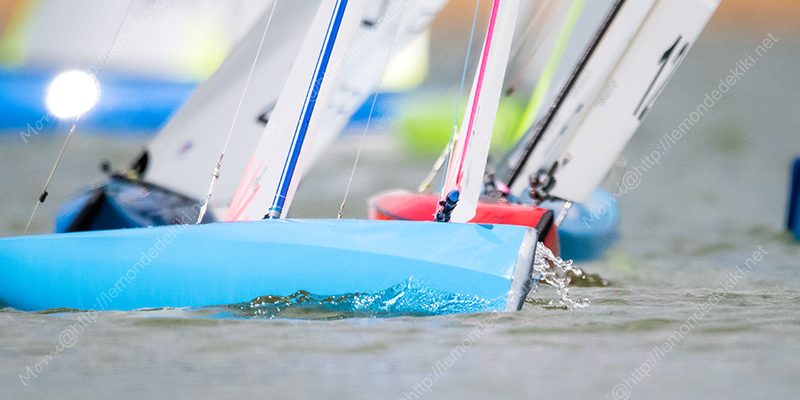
[1,33,799,399]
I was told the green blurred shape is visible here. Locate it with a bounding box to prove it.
[0,0,36,66]
[515,0,585,140]
[397,94,523,156]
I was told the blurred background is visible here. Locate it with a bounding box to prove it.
[0,0,798,248]
[2,4,799,398]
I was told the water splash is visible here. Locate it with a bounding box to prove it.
[210,242,590,319]
[228,277,506,319]
[529,242,591,309]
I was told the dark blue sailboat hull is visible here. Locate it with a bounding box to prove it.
[789,156,800,241]
[55,177,213,233]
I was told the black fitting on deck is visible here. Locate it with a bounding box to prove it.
[435,189,460,223]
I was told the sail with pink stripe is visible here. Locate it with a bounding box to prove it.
[438,0,520,223]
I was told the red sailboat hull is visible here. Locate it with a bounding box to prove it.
[368,190,560,256]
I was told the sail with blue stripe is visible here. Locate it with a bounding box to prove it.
[226,0,368,221]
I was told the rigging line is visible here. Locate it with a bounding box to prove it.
[23,0,135,235]
[195,0,279,224]
[417,0,482,194]
[338,0,409,219]
[24,114,81,234]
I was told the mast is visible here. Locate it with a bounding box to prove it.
[226,0,368,221]
[436,0,519,223]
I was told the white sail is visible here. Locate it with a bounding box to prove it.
[303,0,448,166]
[142,0,442,214]
[442,0,520,223]
[226,0,368,221]
[550,0,720,202]
[500,0,658,197]
[143,1,316,207]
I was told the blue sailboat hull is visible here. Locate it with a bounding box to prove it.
[0,219,538,314]
[542,189,620,261]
